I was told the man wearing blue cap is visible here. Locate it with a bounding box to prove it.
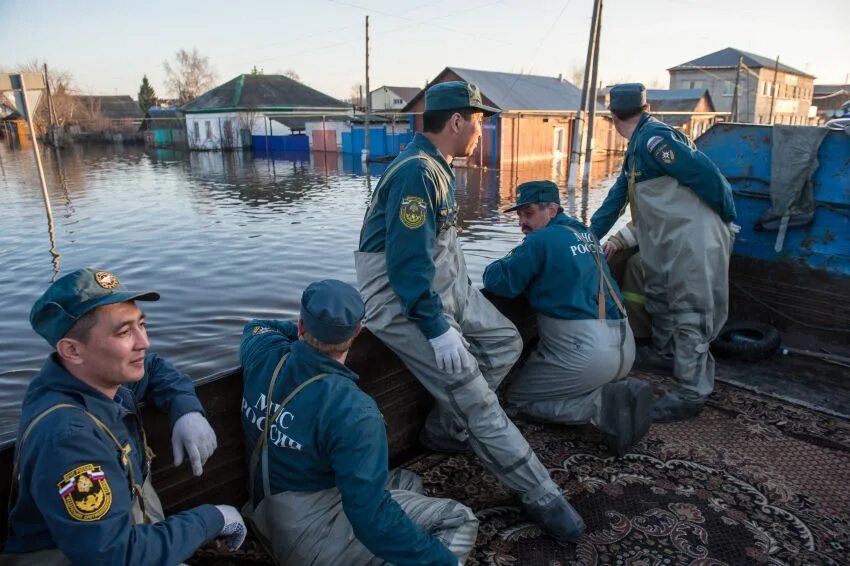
[484,181,652,457]
[356,81,585,543]
[239,279,478,565]
[4,268,246,564]
[591,83,738,422]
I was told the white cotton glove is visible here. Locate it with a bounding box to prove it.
[215,505,247,552]
[429,327,473,375]
[171,411,218,477]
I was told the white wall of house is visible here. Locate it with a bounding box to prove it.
[371,87,408,111]
[186,112,244,150]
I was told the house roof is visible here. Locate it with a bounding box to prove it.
[646,88,714,112]
[141,107,184,130]
[813,84,850,111]
[74,96,144,120]
[375,86,421,102]
[404,67,595,112]
[668,47,814,79]
[814,84,850,95]
[181,74,349,114]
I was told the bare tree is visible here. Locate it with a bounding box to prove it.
[283,69,300,81]
[569,64,586,87]
[163,48,217,106]
[349,82,365,110]
[13,59,78,129]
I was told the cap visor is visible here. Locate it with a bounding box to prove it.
[83,290,160,313]
[503,203,522,213]
[472,103,499,117]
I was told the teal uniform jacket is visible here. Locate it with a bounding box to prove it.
[590,114,737,240]
[5,354,224,564]
[359,133,458,340]
[239,320,457,566]
[484,213,624,320]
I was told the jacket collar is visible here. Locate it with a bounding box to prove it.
[627,113,654,156]
[546,212,584,230]
[411,133,454,180]
[289,340,359,384]
[37,354,132,420]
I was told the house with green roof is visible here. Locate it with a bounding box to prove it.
[180,74,349,151]
[668,47,815,125]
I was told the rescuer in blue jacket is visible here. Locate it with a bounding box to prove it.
[484,181,653,456]
[3,268,246,565]
[591,84,738,422]
[240,279,478,565]
[355,81,585,544]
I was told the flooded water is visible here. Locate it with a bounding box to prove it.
[0,141,623,441]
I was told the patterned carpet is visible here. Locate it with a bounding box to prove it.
[406,373,850,566]
[191,375,850,565]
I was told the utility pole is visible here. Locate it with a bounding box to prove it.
[17,74,55,228]
[567,0,602,188]
[769,55,780,124]
[730,56,742,122]
[363,15,371,162]
[580,0,603,192]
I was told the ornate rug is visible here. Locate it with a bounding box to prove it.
[406,373,850,565]
[191,376,850,565]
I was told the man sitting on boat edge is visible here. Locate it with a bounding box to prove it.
[484,181,653,457]
[3,268,246,565]
[239,279,478,565]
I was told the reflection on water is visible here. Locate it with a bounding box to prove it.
[0,142,623,441]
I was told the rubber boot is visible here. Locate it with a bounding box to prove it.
[522,494,585,544]
[633,345,674,374]
[599,378,654,457]
[650,392,704,423]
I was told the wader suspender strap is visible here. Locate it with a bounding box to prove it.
[560,225,627,320]
[359,153,451,241]
[248,353,328,504]
[626,120,649,223]
[9,403,152,527]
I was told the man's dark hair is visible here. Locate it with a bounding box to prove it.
[63,308,100,344]
[423,108,475,133]
[610,104,648,121]
[536,202,565,215]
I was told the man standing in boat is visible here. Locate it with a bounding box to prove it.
[591,83,737,422]
[484,180,653,456]
[355,81,585,543]
[239,279,478,565]
[4,268,246,564]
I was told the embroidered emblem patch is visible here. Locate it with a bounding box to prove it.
[252,326,273,335]
[646,135,664,152]
[94,271,119,289]
[656,145,675,164]
[57,464,112,521]
[399,196,428,229]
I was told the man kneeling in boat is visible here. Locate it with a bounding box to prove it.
[3,268,246,565]
[484,182,653,456]
[240,279,478,565]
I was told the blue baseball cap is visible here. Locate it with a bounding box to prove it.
[504,180,561,212]
[30,268,159,346]
[608,83,647,114]
[300,280,365,344]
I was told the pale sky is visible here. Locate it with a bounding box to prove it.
[2,0,848,101]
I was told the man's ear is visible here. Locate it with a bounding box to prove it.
[56,338,85,367]
[353,322,363,339]
[297,318,305,337]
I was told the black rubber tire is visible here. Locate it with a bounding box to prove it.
[711,321,780,361]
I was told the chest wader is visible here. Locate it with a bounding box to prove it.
[243,354,478,565]
[354,155,561,509]
[2,404,165,566]
[505,226,635,426]
[628,141,733,404]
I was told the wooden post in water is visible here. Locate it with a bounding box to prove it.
[567,0,602,188]
[363,15,371,162]
[580,0,603,192]
[18,74,54,228]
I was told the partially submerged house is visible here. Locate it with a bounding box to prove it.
[140,107,186,148]
[403,66,616,170]
[180,74,350,151]
[370,86,421,111]
[812,84,850,124]
[70,95,144,139]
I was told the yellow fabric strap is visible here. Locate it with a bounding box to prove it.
[10,403,147,518]
[560,225,627,320]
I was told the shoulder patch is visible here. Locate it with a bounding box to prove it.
[653,144,676,165]
[58,464,112,521]
[646,135,664,152]
[251,326,273,335]
[399,195,428,229]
